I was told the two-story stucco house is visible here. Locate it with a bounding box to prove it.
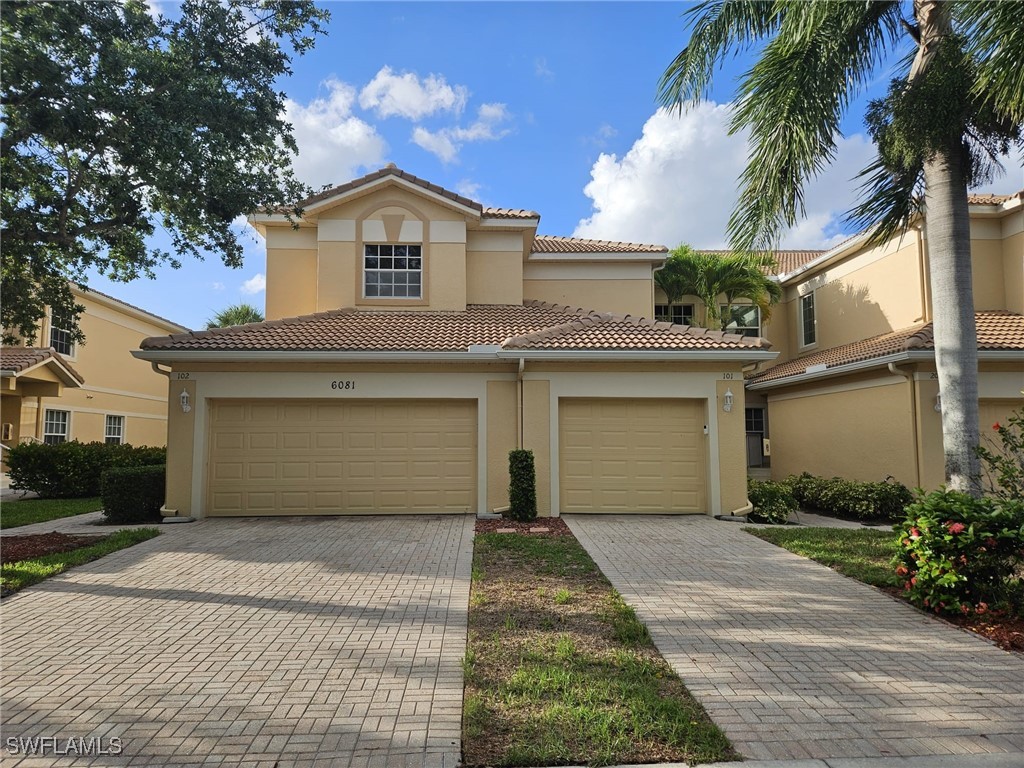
[135,165,776,519]
[1,285,188,459]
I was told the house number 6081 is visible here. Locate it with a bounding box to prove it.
[331,380,356,390]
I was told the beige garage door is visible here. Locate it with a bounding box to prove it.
[559,398,706,513]
[207,399,476,515]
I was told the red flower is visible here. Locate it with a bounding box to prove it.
[947,521,966,534]
[910,576,917,586]
[976,602,988,615]
[960,604,970,614]
[993,422,1002,431]
[895,565,909,577]
[910,527,921,539]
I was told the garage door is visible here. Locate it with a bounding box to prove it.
[559,398,706,513]
[207,399,476,515]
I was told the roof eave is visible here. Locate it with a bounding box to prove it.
[134,348,778,363]
[528,251,668,263]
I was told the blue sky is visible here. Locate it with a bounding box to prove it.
[85,1,1024,331]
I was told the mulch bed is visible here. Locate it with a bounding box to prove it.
[474,517,572,537]
[1,533,107,565]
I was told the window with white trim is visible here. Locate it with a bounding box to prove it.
[363,244,422,298]
[49,313,74,356]
[654,303,695,325]
[800,292,816,347]
[721,305,761,338]
[105,415,125,445]
[43,409,70,445]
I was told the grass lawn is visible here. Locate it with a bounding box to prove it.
[0,496,103,530]
[745,526,900,587]
[463,531,736,767]
[1,528,160,595]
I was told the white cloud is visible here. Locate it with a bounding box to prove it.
[240,273,266,295]
[411,103,512,164]
[972,142,1024,194]
[573,104,876,250]
[455,179,483,199]
[211,282,225,291]
[535,57,554,81]
[359,66,468,120]
[285,79,387,189]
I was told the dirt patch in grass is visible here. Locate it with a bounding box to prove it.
[1,532,107,564]
[464,530,735,767]
[474,517,572,537]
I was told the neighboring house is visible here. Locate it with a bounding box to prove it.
[744,192,1024,491]
[1,286,188,460]
[136,165,776,519]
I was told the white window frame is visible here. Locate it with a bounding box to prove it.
[721,304,761,338]
[799,291,817,348]
[105,415,125,445]
[48,312,76,358]
[363,243,423,299]
[43,409,70,445]
[654,303,695,325]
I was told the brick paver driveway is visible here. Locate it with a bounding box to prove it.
[566,515,1024,762]
[1,515,473,767]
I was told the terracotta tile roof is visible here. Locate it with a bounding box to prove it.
[968,191,1022,205]
[293,164,482,213]
[695,249,825,275]
[532,235,668,254]
[748,311,1024,385]
[483,207,539,220]
[0,347,84,384]
[140,301,769,354]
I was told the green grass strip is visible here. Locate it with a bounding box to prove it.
[1,528,161,594]
[745,526,899,587]
[0,497,103,530]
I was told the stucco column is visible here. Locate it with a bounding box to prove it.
[522,379,552,517]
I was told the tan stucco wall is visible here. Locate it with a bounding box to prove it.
[467,251,523,305]
[766,376,918,485]
[163,378,196,517]
[266,247,317,319]
[525,279,653,316]
[970,239,1008,311]
[522,378,552,518]
[486,380,517,512]
[716,379,748,514]
[1002,230,1024,314]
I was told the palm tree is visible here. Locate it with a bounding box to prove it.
[659,1,1023,495]
[206,303,265,328]
[655,245,782,331]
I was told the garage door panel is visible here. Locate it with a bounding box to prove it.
[207,399,476,515]
[560,398,706,514]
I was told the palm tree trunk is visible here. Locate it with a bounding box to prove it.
[915,0,981,495]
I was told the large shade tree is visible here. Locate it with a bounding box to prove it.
[659,0,1023,494]
[655,245,782,330]
[1,0,328,345]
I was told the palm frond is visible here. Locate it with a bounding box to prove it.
[956,0,1024,124]
[849,155,923,247]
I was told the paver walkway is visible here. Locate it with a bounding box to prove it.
[1,515,474,767]
[566,515,1024,763]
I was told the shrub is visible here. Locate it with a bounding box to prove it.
[894,490,1024,616]
[747,479,797,524]
[787,472,911,522]
[101,465,166,524]
[508,449,537,522]
[977,408,1024,500]
[6,441,166,498]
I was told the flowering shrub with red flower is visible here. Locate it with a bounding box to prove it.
[894,490,1024,616]
[976,407,1024,500]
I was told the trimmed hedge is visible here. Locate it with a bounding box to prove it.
[787,472,913,522]
[6,441,166,498]
[101,465,166,524]
[508,449,537,522]
[747,479,797,525]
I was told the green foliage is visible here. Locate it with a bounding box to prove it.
[976,408,1024,500]
[655,245,781,330]
[747,479,796,525]
[0,497,103,530]
[1,0,329,344]
[787,472,913,522]
[206,302,265,328]
[894,490,1024,616]
[6,441,166,498]
[101,465,166,524]
[508,449,537,522]
[747,527,899,588]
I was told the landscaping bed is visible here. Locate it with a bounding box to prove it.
[1,532,107,564]
[746,526,1023,653]
[464,521,735,767]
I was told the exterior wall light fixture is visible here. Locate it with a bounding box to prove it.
[723,388,734,413]
[934,393,942,413]
[180,389,192,413]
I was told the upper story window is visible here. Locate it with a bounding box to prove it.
[364,244,422,298]
[49,313,75,357]
[800,292,817,347]
[43,409,69,445]
[655,304,695,325]
[105,415,125,445]
[721,305,761,338]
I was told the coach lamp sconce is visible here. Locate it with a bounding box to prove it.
[934,393,942,413]
[180,389,192,414]
[722,388,734,413]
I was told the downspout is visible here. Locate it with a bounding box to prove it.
[888,362,923,489]
[492,357,526,516]
[34,396,43,441]
[149,361,189,521]
[915,224,930,323]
